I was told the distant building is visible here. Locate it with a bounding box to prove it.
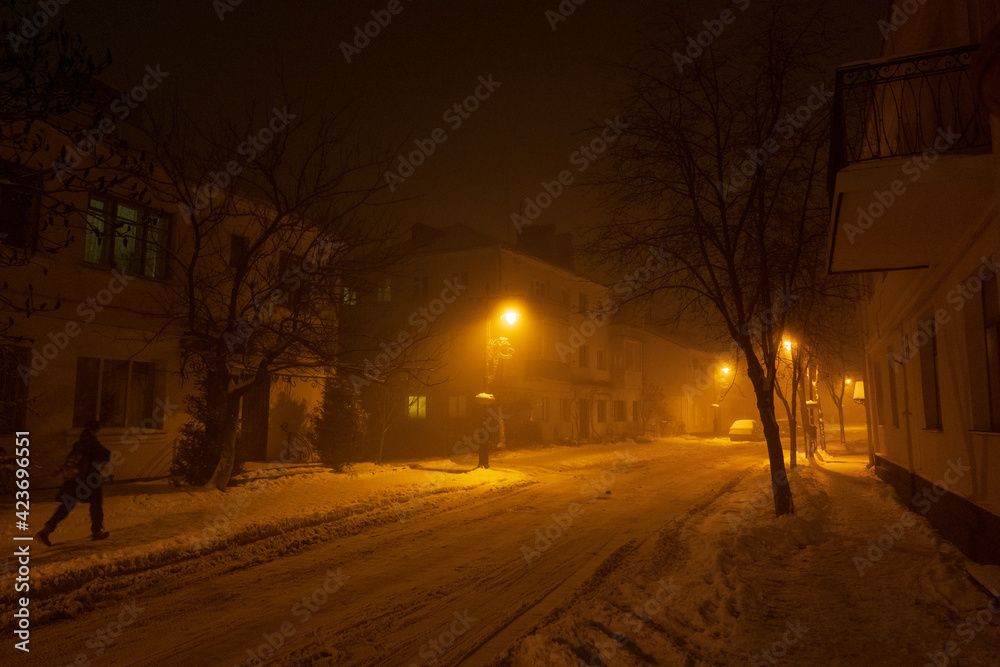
[341,223,753,460]
[827,0,1000,562]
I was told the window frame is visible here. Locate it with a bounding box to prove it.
[84,194,170,279]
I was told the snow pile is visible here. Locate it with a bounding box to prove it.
[504,455,1000,666]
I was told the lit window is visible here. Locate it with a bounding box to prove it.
[85,196,168,278]
[407,395,427,419]
[73,357,158,428]
[343,287,358,305]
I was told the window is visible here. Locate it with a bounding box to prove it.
[0,170,39,250]
[85,196,168,278]
[407,395,427,419]
[413,276,429,299]
[596,350,606,370]
[72,357,158,428]
[452,271,468,288]
[530,280,548,299]
[613,400,626,422]
[560,398,571,421]
[886,347,900,428]
[579,345,590,369]
[596,400,607,423]
[229,235,248,268]
[540,398,551,422]
[918,317,943,430]
[378,277,392,303]
[871,359,886,427]
[579,292,589,314]
[625,340,642,371]
[983,272,1000,430]
[278,251,310,307]
[448,395,467,419]
[342,286,358,305]
[0,347,30,433]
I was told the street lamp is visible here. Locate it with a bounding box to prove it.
[480,305,522,469]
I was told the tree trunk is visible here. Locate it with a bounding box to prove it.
[797,370,811,461]
[836,403,846,444]
[202,366,244,492]
[746,357,794,516]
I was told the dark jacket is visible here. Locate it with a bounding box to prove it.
[60,429,112,485]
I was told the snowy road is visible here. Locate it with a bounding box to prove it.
[20,439,767,666]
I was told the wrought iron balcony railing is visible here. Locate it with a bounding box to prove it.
[830,45,992,181]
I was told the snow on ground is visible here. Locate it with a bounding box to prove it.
[2,454,533,605]
[502,445,1000,666]
[3,441,653,611]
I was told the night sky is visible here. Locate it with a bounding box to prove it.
[61,0,886,240]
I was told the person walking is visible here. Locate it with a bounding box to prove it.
[36,420,112,546]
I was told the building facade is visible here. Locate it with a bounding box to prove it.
[342,224,733,460]
[827,0,1000,562]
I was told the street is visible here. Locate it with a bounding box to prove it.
[23,440,766,666]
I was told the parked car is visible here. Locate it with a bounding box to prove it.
[728,419,764,441]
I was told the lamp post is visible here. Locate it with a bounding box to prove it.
[712,366,731,438]
[479,306,521,468]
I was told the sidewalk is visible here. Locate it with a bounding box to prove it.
[505,448,1000,665]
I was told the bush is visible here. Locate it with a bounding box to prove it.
[169,381,243,486]
[308,377,368,471]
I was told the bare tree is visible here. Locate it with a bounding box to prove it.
[116,93,404,490]
[592,0,839,515]
[0,2,141,348]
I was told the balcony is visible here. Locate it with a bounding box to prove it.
[828,45,995,273]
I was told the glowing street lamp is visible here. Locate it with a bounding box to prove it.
[502,310,520,326]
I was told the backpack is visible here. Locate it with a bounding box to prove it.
[60,440,90,482]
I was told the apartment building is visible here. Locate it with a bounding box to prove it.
[341,223,727,460]
[827,0,1000,562]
